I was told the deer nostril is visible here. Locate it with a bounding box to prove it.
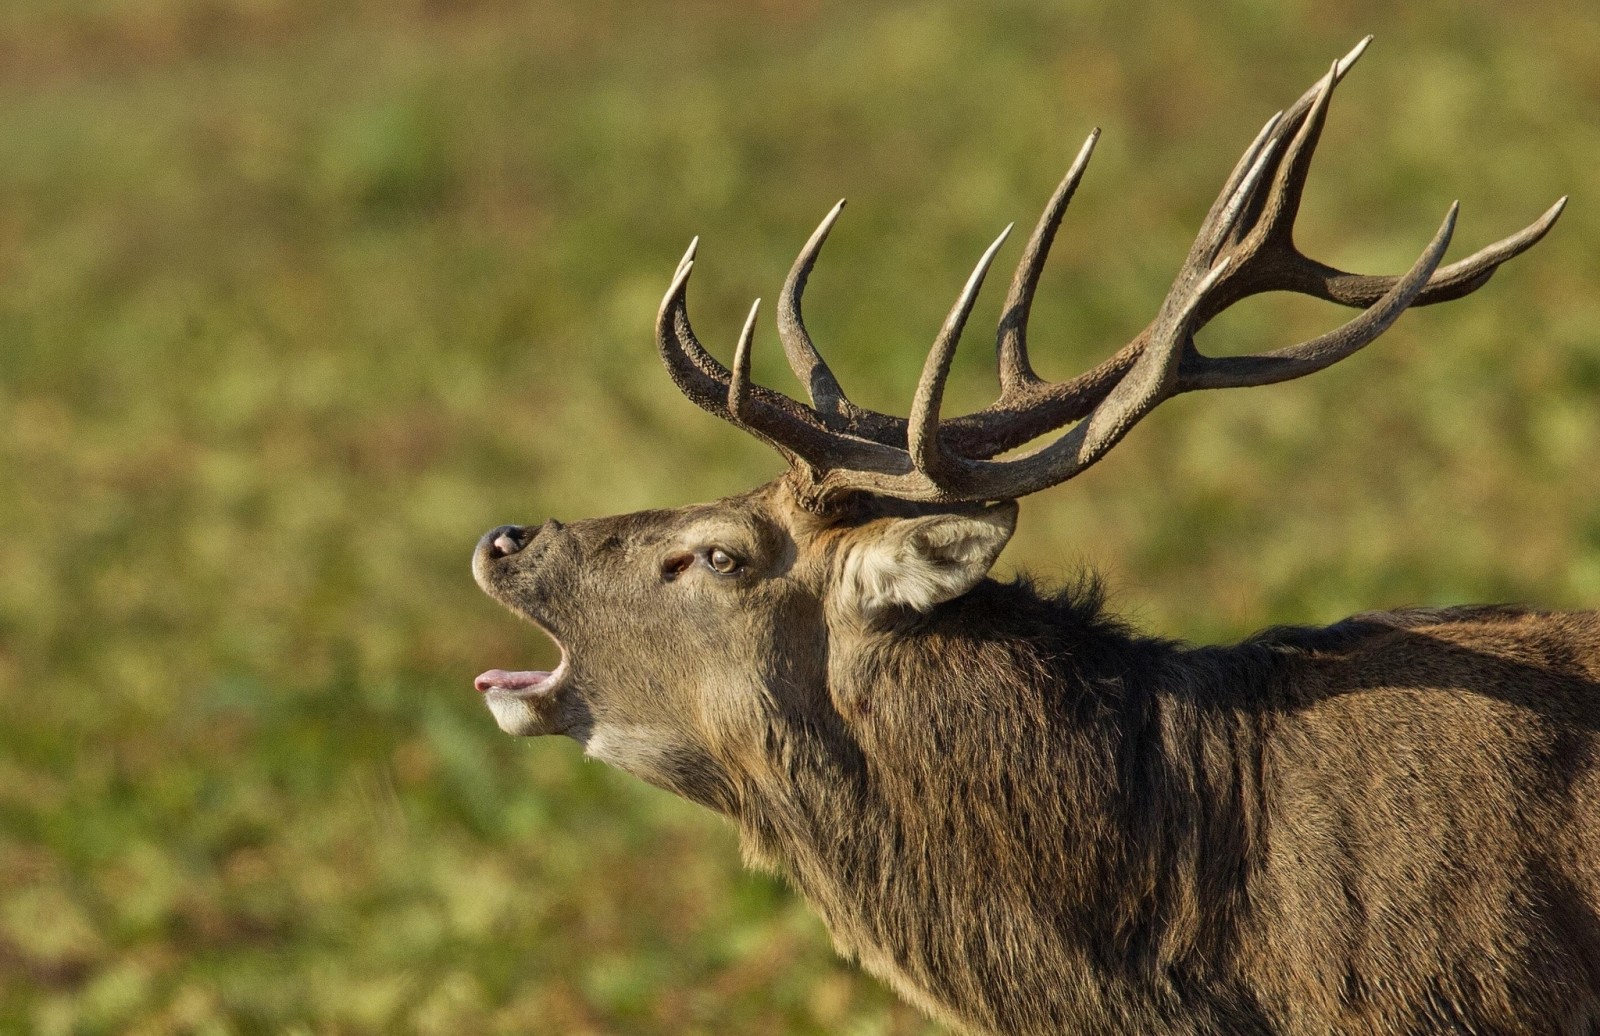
[486,524,531,559]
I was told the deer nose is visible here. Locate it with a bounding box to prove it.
[484,525,532,559]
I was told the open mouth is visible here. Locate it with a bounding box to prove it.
[473,623,572,736]
[474,644,569,699]
[474,620,569,697]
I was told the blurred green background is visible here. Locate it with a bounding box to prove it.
[0,0,1595,1032]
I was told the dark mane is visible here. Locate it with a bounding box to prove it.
[1244,603,1541,653]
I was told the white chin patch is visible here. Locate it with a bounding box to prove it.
[484,692,549,736]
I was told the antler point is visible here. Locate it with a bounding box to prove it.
[675,237,701,274]
[1335,36,1373,79]
[665,258,696,298]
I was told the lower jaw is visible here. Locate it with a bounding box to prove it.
[484,690,564,737]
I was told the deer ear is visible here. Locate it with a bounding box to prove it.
[839,501,1018,618]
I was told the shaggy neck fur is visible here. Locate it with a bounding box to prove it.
[733,576,1288,1035]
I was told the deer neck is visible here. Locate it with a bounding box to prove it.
[731,581,1269,1032]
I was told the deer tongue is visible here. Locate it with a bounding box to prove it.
[474,669,553,695]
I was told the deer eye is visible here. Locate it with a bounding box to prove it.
[708,548,740,575]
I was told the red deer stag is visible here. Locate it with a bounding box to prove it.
[473,40,1590,1035]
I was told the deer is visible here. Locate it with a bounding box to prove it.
[471,40,1594,1035]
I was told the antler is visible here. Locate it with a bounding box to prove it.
[656,38,1565,506]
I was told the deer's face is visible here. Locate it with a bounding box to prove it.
[472,479,1015,808]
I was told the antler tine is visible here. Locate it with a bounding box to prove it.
[778,201,853,418]
[910,224,1014,476]
[658,256,736,408]
[996,130,1099,397]
[1307,195,1567,308]
[1334,35,1374,78]
[1196,112,1291,267]
[675,236,699,276]
[1190,36,1359,260]
[1200,110,1286,257]
[1247,36,1368,226]
[1417,194,1566,301]
[728,298,761,420]
[1186,59,1340,308]
[1228,36,1369,246]
[656,243,907,474]
[1245,62,1340,258]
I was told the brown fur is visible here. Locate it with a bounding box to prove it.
[474,478,1600,1034]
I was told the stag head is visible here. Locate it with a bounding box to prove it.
[472,39,1561,808]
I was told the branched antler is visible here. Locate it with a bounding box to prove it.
[656,38,1565,506]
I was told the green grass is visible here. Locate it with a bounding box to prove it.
[1,1,1597,1031]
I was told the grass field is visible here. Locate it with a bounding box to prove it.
[1,1,1597,1032]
